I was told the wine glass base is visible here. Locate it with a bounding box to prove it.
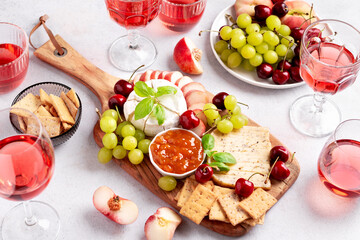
[1,201,60,240]
[109,34,157,72]
[290,94,341,138]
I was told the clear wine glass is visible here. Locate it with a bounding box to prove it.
[105,0,161,71]
[290,19,360,137]
[0,107,59,240]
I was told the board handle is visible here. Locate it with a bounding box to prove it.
[34,35,119,110]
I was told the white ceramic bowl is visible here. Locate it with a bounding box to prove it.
[149,128,205,179]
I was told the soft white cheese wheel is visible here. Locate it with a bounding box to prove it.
[123,80,187,137]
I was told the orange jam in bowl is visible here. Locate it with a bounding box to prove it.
[149,128,204,178]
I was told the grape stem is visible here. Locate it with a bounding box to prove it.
[203,125,217,136]
[225,14,236,25]
[237,101,249,109]
[198,30,220,37]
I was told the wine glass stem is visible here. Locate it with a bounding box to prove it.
[128,29,139,49]
[313,92,326,113]
[23,201,37,226]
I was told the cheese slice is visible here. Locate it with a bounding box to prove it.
[123,80,187,137]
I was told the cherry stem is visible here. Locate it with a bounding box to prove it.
[203,166,212,174]
[265,156,279,184]
[115,106,123,122]
[202,108,222,113]
[95,108,101,120]
[225,14,236,24]
[199,30,219,36]
[289,152,295,163]
[203,125,217,136]
[129,64,145,82]
[247,172,265,181]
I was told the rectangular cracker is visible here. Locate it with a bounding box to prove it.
[176,177,198,208]
[39,88,52,106]
[218,190,250,226]
[209,186,233,223]
[243,214,265,227]
[50,94,75,124]
[49,106,58,117]
[34,105,52,117]
[239,188,277,220]
[27,116,61,138]
[66,88,80,108]
[60,92,78,119]
[179,184,217,225]
[11,93,42,117]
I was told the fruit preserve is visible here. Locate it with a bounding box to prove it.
[150,129,204,174]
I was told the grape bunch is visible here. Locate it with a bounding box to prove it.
[204,92,248,134]
[213,2,303,85]
[97,109,151,165]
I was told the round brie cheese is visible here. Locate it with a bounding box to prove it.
[123,80,187,137]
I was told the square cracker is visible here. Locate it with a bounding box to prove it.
[66,88,80,108]
[11,93,42,117]
[179,184,217,225]
[176,178,214,208]
[60,91,78,119]
[243,214,265,227]
[27,116,61,138]
[239,188,277,220]
[209,186,233,223]
[50,94,75,124]
[218,190,250,226]
[39,88,52,106]
[34,105,52,117]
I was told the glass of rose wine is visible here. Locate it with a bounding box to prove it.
[0,108,59,240]
[290,19,360,137]
[105,0,161,71]
[318,119,360,198]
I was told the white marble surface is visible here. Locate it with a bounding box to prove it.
[1,0,360,239]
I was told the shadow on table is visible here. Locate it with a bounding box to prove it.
[304,175,358,219]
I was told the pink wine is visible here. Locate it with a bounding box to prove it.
[0,43,28,93]
[0,135,54,201]
[300,42,356,94]
[318,139,360,198]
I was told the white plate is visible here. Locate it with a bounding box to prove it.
[210,4,305,89]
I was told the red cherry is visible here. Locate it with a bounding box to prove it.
[291,27,304,41]
[294,45,300,56]
[277,60,291,71]
[271,0,284,3]
[307,28,322,39]
[254,5,272,21]
[235,178,254,198]
[270,146,290,164]
[290,66,302,82]
[179,110,200,129]
[272,2,289,18]
[256,63,273,79]
[212,92,229,110]
[108,94,126,110]
[292,56,300,67]
[271,161,290,180]
[114,80,134,97]
[272,69,290,85]
[195,164,213,184]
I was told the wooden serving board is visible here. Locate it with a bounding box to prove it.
[34,35,300,237]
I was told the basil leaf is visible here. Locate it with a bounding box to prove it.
[209,162,230,172]
[202,134,215,150]
[134,97,154,120]
[134,81,152,97]
[212,152,236,164]
[155,86,177,97]
[154,105,165,125]
[204,150,217,158]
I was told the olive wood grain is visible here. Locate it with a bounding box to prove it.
[34,36,300,237]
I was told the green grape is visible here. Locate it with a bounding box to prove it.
[278,25,291,36]
[227,52,242,68]
[241,59,255,71]
[112,145,127,160]
[263,31,280,46]
[224,95,237,111]
[238,114,249,126]
[97,147,113,164]
[102,109,119,122]
[230,28,244,38]
[285,49,295,60]
[122,136,137,151]
[158,176,177,191]
[134,129,145,142]
[275,44,288,57]
[245,23,260,34]
[236,13,252,28]
[121,124,136,137]
[203,103,219,120]
[231,105,241,115]
[230,34,246,49]
[263,50,278,64]
[220,49,235,62]
[246,32,263,46]
[217,119,234,134]
[230,115,246,129]
[255,42,269,54]
[219,26,232,41]
[115,121,131,136]
[240,44,256,59]
[268,44,275,51]
[102,133,118,149]
[266,15,281,31]
[207,115,221,127]
[100,116,117,133]
[214,40,228,54]
[128,149,144,165]
[249,53,263,67]
[281,36,295,47]
[138,139,151,154]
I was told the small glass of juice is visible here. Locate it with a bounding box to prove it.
[318,119,360,198]
[159,0,207,32]
[0,23,29,94]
